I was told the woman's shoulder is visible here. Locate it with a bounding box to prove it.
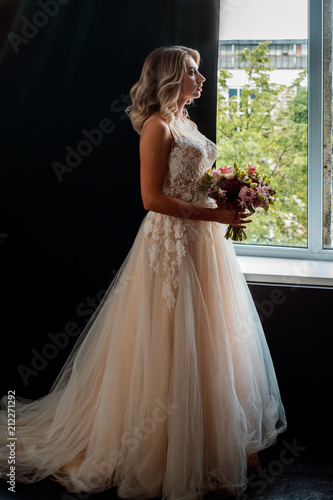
[140,113,174,146]
[141,113,172,136]
[143,112,168,127]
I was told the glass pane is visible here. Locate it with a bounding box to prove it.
[218,0,308,247]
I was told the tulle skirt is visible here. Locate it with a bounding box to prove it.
[0,212,286,499]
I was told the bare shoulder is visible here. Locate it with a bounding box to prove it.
[140,113,173,146]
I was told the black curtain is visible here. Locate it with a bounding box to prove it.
[0,0,219,398]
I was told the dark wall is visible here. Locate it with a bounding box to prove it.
[248,282,333,456]
[0,0,218,398]
[0,0,331,460]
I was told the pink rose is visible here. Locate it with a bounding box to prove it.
[246,164,256,175]
[219,166,235,179]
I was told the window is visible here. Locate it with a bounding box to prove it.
[228,88,238,98]
[217,0,332,260]
[323,0,333,248]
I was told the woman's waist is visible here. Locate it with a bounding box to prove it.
[162,188,216,209]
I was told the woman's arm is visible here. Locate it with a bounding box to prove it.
[139,118,250,228]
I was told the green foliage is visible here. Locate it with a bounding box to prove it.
[216,42,308,247]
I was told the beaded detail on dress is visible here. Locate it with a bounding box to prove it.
[143,123,219,311]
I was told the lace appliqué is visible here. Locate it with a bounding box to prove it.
[163,135,218,207]
[143,130,219,311]
[144,213,215,311]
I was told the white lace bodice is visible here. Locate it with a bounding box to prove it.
[143,119,219,311]
[162,125,217,206]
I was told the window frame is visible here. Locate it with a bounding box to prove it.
[231,0,333,262]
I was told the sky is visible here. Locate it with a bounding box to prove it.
[219,0,308,40]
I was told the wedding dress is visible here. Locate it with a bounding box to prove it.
[0,118,286,499]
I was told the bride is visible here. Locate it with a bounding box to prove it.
[0,45,286,499]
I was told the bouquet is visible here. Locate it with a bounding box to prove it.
[200,162,276,241]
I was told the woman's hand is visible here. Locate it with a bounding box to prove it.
[212,207,252,228]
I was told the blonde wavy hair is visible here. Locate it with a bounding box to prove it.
[126,45,201,134]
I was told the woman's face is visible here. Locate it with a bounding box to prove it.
[179,56,206,102]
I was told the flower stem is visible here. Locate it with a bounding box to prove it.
[224,225,248,242]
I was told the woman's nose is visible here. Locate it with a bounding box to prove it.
[198,72,206,83]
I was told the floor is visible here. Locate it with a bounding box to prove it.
[0,450,332,500]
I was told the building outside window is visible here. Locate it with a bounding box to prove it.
[217,0,333,260]
[219,40,308,71]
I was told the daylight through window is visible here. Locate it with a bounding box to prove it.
[217,0,308,248]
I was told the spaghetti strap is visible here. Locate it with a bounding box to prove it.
[187,118,198,130]
[143,115,197,137]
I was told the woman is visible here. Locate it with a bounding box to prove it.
[0,46,286,499]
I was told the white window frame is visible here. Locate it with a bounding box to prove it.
[234,0,333,264]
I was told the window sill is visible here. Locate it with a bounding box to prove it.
[237,255,333,287]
